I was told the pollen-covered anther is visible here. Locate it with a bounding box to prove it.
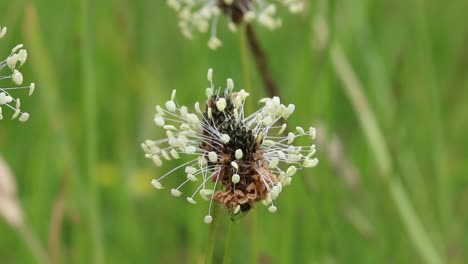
[309,127,317,140]
[235,149,243,159]
[303,158,319,168]
[151,179,164,190]
[170,149,180,159]
[200,189,214,200]
[208,151,218,162]
[286,166,297,176]
[204,215,213,224]
[187,173,198,181]
[186,197,197,204]
[216,98,227,112]
[268,205,277,213]
[208,36,222,50]
[221,134,230,143]
[231,174,240,184]
[227,78,234,91]
[171,189,182,197]
[165,100,176,112]
[287,132,295,144]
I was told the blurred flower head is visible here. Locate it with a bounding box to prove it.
[142,68,318,224]
[0,26,36,122]
[167,0,305,50]
[0,156,24,228]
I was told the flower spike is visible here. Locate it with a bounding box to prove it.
[167,0,305,50]
[143,68,318,223]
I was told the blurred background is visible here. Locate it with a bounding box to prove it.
[1,0,467,263]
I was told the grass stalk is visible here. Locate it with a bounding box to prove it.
[331,43,442,264]
[222,219,233,264]
[80,1,104,263]
[17,224,50,264]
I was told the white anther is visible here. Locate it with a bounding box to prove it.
[29,83,35,96]
[12,70,23,85]
[232,174,240,184]
[19,113,29,122]
[235,149,243,159]
[185,146,197,154]
[286,166,297,176]
[170,149,180,159]
[287,132,295,144]
[231,161,238,170]
[171,189,182,197]
[227,78,234,91]
[165,100,176,112]
[151,179,164,189]
[18,49,27,66]
[185,166,197,174]
[152,155,163,167]
[309,127,317,140]
[12,44,23,53]
[187,197,197,204]
[278,123,287,135]
[216,98,227,112]
[200,189,214,200]
[303,158,319,168]
[207,68,213,82]
[268,205,277,213]
[195,102,202,114]
[221,134,230,143]
[187,174,198,182]
[208,36,221,50]
[204,215,213,224]
[7,54,18,70]
[208,151,218,162]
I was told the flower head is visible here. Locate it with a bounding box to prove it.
[167,0,305,50]
[0,26,35,122]
[143,68,318,223]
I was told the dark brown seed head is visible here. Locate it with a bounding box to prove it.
[218,0,253,24]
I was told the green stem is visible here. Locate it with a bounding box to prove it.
[81,1,104,263]
[205,205,220,264]
[222,220,233,264]
[17,224,50,264]
[239,25,254,111]
[330,43,442,264]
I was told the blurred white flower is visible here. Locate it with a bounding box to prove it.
[167,0,305,50]
[0,26,36,122]
[143,68,318,223]
[0,156,24,228]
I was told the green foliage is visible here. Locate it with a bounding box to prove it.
[1,0,467,263]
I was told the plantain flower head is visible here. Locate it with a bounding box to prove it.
[0,26,35,122]
[167,0,305,50]
[143,68,318,224]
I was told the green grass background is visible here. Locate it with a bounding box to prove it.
[1,0,467,263]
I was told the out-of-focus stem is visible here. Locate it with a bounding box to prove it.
[239,25,259,264]
[331,43,442,264]
[81,1,105,263]
[205,206,220,264]
[222,220,233,264]
[17,224,50,264]
[245,24,280,97]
